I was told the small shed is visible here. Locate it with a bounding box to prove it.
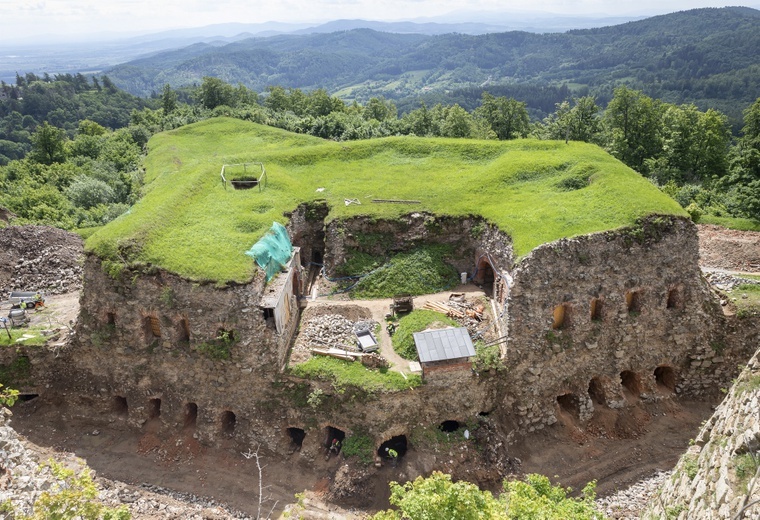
[413,327,476,378]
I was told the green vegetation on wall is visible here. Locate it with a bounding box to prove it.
[351,245,459,299]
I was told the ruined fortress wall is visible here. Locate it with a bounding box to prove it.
[501,217,741,432]
[643,346,760,519]
[10,215,756,462]
[320,212,513,278]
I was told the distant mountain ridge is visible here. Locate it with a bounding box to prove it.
[103,6,760,123]
[0,11,643,84]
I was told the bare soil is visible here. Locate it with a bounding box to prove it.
[698,224,760,273]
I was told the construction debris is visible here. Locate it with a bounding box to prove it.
[421,294,490,337]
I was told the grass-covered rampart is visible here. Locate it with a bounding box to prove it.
[86,117,686,282]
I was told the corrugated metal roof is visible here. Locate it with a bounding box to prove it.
[413,327,475,363]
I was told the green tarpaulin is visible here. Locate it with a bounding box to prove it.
[245,222,293,281]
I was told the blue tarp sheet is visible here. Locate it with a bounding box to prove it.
[245,222,293,281]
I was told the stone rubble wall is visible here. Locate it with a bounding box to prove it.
[501,216,752,432]
[643,346,760,519]
[9,215,757,469]
[321,212,513,279]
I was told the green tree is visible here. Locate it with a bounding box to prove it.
[475,93,529,140]
[160,84,178,114]
[197,77,235,110]
[363,97,397,122]
[372,472,605,520]
[441,104,474,138]
[29,122,66,165]
[603,86,662,173]
[721,97,760,219]
[374,472,506,520]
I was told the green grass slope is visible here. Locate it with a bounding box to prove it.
[86,117,686,283]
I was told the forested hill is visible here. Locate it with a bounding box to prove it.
[107,7,760,117]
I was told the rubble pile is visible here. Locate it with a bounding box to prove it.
[296,314,378,351]
[704,271,760,292]
[595,470,671,520]
[0,225,84,296]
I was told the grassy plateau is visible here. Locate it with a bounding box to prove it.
[86,117,686,283]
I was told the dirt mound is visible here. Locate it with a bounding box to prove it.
[698,224,760,272]
[0,225,84,296]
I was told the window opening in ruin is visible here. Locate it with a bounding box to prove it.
[654,366,677,392]
[620,371,643,397]
[626,291,641,314]
[106,312,116,325]
[262,308,275,329]
[184,402,198,429]
[177,318,190,343]
[378,435,408,459]
[148,398,161,419]
[17,393,39,402]
[143,315,161,341]
[666,288,682,310]
[439,420,461,433]
[552,303,569,329]
[287,427,306,451]
[590,298,603,321]
[323,426,346,448]
[556,393,580,419]
[220,410,236,435]
[113,396,128,416]
[588,377,606,406]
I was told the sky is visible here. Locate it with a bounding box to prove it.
[1,0,758,41]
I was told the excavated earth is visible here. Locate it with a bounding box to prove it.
[1,222,759,519]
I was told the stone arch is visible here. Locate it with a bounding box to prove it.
[287,427,306,451]
[220,410,236,435]
[553,303,571,329]
[184,402,198,429]
[590,297,603,321]
[556,393,580,419]
[176,317,190,343]
[147,397,161,419]
[588,377,606,406]
[113,396,128,416]
[620,370,643,397]
[323,426,345,449]
[666,287,683,310]
[378,435,408,460]
[654,366,677,392]
[626,290,642,314]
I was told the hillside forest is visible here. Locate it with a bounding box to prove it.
[1,72,759,232]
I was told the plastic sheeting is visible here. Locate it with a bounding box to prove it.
[245,222,293,281]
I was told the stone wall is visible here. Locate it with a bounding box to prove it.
[500,216,752,432]
[643,346,760,519]
[8,214,757,470]
[320,212,513,279]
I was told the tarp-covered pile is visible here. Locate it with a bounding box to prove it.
[245,222,293,281]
